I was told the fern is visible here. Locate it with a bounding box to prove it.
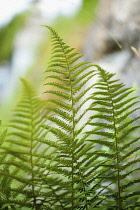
[0,26,140,209]
[87,66,140,208]
[0,79,48,209]
[42,26,102,209]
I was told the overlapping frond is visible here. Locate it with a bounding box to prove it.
[0,79,55,209]
[87,65,140,208]
[0,124,10,209]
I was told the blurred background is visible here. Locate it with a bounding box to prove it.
[0,0,140,122]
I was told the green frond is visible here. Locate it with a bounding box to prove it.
[1,26,140,209]
[114,96,138,109]
[44,89,71,100]
[121,151,140,162]
[122,191,140,201]
[117,125,140,140]
[0,79,51,208]
[121,137,140,150]
[44,81,70,92]
[0,129,7,147]
[88,139,113,149]
[89,114,113,122]
[44,74,69,83]
[45,67,69,77]
[45,115,73,133]
[120,178,140,190]
[88,122,114,129]
[73,84,96,104]
[87,65,140,208]
[44,106,72,122]
[112,89,135,103]
[45,98,72,111]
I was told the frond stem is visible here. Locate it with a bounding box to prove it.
[58,37,89,209]
[106,76,122,209]
[29,98,37,210]
[59,38,75,208]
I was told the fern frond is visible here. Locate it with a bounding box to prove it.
[0,79,51,209]
[87,65,140,208]
[41,25,107,209]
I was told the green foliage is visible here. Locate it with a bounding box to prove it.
[0,12,28,63]
[78,0,100,22]
[0,26,140,209]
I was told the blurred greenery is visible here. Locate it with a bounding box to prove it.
[0,12,29,64]
[78,0,100,22]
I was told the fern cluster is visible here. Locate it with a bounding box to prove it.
[0,26,140,209]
